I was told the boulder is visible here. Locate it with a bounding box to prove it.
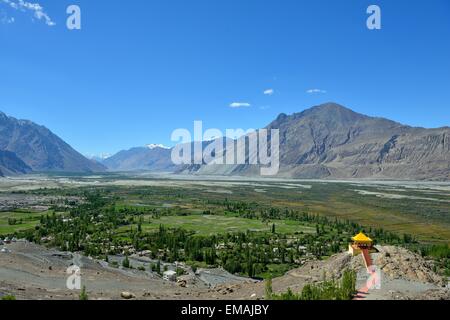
[121,291,135,299]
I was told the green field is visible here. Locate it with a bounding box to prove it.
[119,214,316,236]
[2,175,450,243]
[3,175,448,278]
[0,210,44,235]
[111,180,450,243]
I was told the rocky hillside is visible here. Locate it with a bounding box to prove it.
[0,150,31,176]
[0,111,106,174]
[184,103,450,180]
[372,246,445,286]
[209,245,449,300]
[0,242,447,300]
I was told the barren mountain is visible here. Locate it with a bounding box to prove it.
[103,145,176,172]
[0,111,106,174]
[184,103,450,180]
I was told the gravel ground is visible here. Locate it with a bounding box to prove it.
[0,241,258,300]
[0,242,448,300]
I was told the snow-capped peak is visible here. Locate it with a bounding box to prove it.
[146,144,170,150]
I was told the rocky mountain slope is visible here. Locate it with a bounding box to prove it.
[0,150,31,176]
[103,145,176,172]
[183,103,450,180]
[0,111,106,174]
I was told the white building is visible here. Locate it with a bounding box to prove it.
[163,270,177,282]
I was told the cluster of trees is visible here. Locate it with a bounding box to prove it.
[265,270,357,300]
[7,217,22,226]
[15,190,447,281]
[418,244,450,259]
[413,244,450,276]
[31,203,344,279]
[133,226,348,278]
[23,192,116,256]
[216,200,417,246]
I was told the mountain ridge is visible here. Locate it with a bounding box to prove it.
[0,111,106,174]
[2,103,449,180]
[179,103,450,180]
[103,145,177,172]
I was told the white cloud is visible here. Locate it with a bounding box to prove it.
[1,10,14,23]
[1,0,16,9]
[229,102,251,108]
[263,89,274,96]
[306,89,327,94]
[1,0,55,26]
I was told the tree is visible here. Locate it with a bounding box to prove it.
[265,278,273,300]
[271,269,356,300]
[271,224,276,234]
[156,260,161,275]
[79,286,88,300]
[300,284,314,300]
[122,256,130,268]
[176,267,186,276]
[341,270,357,300]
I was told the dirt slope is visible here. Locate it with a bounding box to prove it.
[1,242,448,300]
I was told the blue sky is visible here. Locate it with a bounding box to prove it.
[1,0,449,156]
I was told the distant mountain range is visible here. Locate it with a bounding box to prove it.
[0,111,105,176]
[106,103,449,180]
[102,145,176,172]
[1,103,449,180]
